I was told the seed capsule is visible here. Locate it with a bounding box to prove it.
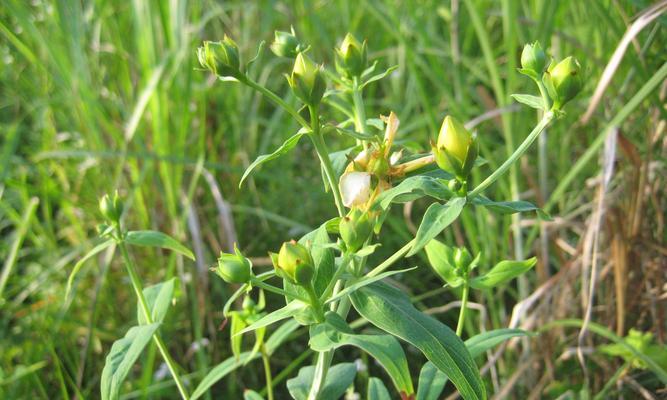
[99,191,123,223]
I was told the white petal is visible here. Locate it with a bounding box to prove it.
[339,171,372,208]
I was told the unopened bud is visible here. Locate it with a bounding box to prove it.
[433,116,478,180]
[270,30,304,58]
[216,244,252,284]
[99,191,123,223]
[339,209,375,252]
[197,36,241,78]
[520,41,546,78]
[335,33,367,78]
[544,56,583,109]
[276,241,314,285]
[453,247,473,274]
[287,53,326,106]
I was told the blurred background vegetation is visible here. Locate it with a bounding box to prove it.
[1,0,666,398]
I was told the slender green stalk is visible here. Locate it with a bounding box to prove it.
[309,105,346,216]
[241,77,310,129]
[304,282,325,323]
[367,239,415,277]
[116,229,190,400]
[260,344,275,400]
[456,279,470,336]
[351,78,369,141]
[469,112,554,197]
[249,277,309,302]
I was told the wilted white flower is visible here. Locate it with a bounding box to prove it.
[339,171,371,208]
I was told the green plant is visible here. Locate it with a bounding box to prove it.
[70,32,581,399]
[189,35,579,400]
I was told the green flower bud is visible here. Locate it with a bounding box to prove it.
[335,33,367,78]
[287,53,326,106]
[99,191,123,223]
[216,244,252,284]
[367,153,390,178]
[276,240,314,285]
[340,209,375,253]
[433,116,478,179]
[453,247,473,275]
[197,36,241,78]
[520,41,546,78]
[543,56,583,109]
[270,30,303,58]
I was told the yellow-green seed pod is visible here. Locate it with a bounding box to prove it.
[543,56,583,109]
[335,33,367,78]
[270,30,303,58]
[339,209,375,253]
[520,41,546,78]
[433,116,478,179]
[287,53,326,106]
[216,244,252,284]
[276,240,314,285]
[197,36,241,78]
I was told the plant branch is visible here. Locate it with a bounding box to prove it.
[117,231,190,400]
[456,278,470,336]
[469,111,554,197]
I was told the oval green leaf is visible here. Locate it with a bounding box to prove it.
[408,197,466,256]
[124,230,194,260]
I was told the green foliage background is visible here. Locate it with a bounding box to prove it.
[1,0,665,398]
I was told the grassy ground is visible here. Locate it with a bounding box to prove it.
[1,0,665,398]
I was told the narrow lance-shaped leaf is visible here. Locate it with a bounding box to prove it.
[286,363,356,400]
[372,175,452,211]
[469,258,537,289]
[350,282,485,400]
[138,278,176,324]
[100,323,160,400]
[125,230,195,260]
[66,239,114,300]
[239,128,310,187]
[191,320,299,400]
[510,94,544,110]
[368,377,392,400]
[235,300,306,336]
[408,197,466,256]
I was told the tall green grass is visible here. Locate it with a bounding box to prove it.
[1,0,665,398]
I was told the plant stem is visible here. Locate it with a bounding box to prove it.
[304,282,324,323]
[116,232,190,400]
[241,77,310,129]
[367,239,415,277]
[260,344,275,400]
[249,277,309,302]
[469,111,554,197]
[309,105,346,217]
[456,279,470,336]
[535,79,552,111]
[351,77,369,143]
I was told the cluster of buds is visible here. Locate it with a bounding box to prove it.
[271,240,315,286]
[99,191,124,224]
[520,41,582,110]
[216,244,253,284]
[335,33,368,79]
[432,116,478,184]
[287,53,326,107]
[270,29,306,58]
[339,112,401,208]
[197,36,243,79]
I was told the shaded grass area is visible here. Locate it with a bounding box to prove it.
[1,0,665,398]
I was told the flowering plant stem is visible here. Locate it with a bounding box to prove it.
[309,105,346,216]
[260,344,275,400]
[116,228,190,400]
[352,77,369,140]
[456,278,470,336]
